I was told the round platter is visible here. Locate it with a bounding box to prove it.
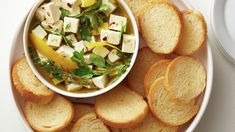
[211,0,235,64]
[8,0,213,131]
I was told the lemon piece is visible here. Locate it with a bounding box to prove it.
[30,33,77,71]
[81,0,96,7]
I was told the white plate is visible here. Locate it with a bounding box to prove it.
[211,0,235,64]
[9,0,213,131]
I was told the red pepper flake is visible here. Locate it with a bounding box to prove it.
[109,22,115,26]
[67,3,72,8]
[102,36,107,41]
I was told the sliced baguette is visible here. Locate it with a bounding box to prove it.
[71,113,110,132]
[95,85,149,128]
[61,103,95,132]
[24,94,74,132]
[148,77,198,126]
[12,57,54,104]
[174,10,207,55]
[127,47,164,97]
[120,112,178,132]
[139,1,182,54]
[164,56,206,102]
[144,59,171,96]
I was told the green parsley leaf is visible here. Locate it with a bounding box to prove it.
[63,36,73,47]
[60,8,70,20]
[71,50,86,66]
[52,65,63,80]
[90,54,106,68]
[72,66,94,78]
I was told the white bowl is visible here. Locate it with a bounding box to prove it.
[23,0,139,98]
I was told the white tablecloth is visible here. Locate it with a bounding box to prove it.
[0,0,234,131]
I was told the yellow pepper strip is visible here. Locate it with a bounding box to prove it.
[98,22,109,33]
[30,33,77,71]
[86,42,121,51]
[81,0,96,7]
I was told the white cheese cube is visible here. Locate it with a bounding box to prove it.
[102,0,117,16]
[66,83,82,91]
[32,25,47,39]
[61,0,81,16]
[66,34,77,44]
[63,17,79,33]
[100,30,121,45]
[41,20,63,33]
[42,2,61,24]
[92,46,110,58]
[87,65,93,69]
[92,75,108,89]
[84,54,92,64]
[35,6,45,22]
[51,0,62,7]
[47,34,62,47]
[86,36,96,51]
[109,14,127,32]
[108,49,120,63]
[56,45,75,57]
[73,41,88,52]
[122,34,136,53]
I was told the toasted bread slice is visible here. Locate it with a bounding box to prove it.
[165,56,206,102]
[148,77,198,126]
[61,103,95,132]
[71,113,110,132]
[139,1,182,54]
[24,94,74,132]
[12,57,54,104]
[174,10,207,55]
[95,85,149,128]
[120,112,178,132]
[127,47,164,97]
[144,59,171,96]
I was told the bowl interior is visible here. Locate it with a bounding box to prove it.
[23,0,139,98]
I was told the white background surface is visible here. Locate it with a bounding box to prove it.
[0,0,234,131]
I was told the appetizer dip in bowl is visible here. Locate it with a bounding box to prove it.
[23,0,139,98]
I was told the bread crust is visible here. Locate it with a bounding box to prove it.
[147,77,199,126]
[139,1,183,54]
[12,57,54,104]
[164,56,207,103]
[94,85,149,128]
[144,59,171,96]
[174,10,207,55]
[24,95,74,132]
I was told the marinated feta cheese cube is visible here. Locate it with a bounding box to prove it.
[109,14,127,32]
[122,34,136,53]
[32,25,47,39]
[42,2,61,24]
[87,65,93,69]
[73,41,88,52]
[56,45,75,57]
[66,34,77,44]
[47,34,62,47]
[35,6,45,22]
[41,20,63,33]
[66,83,82,91]
[61,0,81,16]
[102,0,117,16]
[108,49,120,63]
[86,36,96,51]
[63,17,79,33]
[92,74,108,89]
[84,54,92,64]
[100,30,121,45]
[51,0,62,7]
[92,46,110,58]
